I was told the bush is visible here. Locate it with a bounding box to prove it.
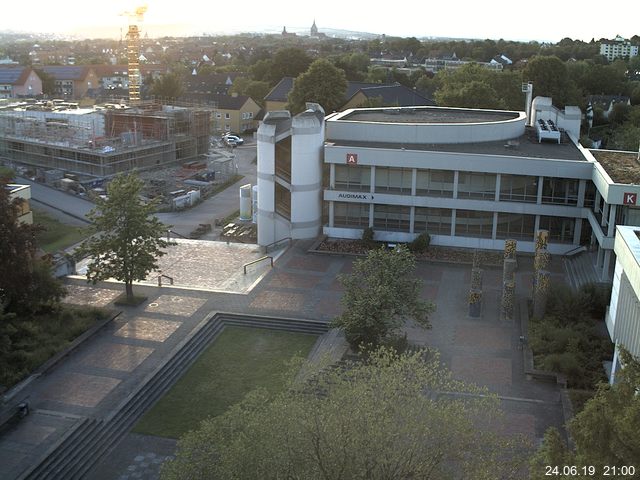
[579,283,611,319]
[408,232,431,253]
[361,227,376,248]
[546,285,591,324]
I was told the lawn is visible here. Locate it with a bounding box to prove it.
[133,326,318,439]
[33,208,89,253]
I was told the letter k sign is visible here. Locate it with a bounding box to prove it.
[623,192,637,205]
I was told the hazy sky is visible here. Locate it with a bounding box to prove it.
[2,0,638,42]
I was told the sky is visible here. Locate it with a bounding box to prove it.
[2,0,638,43]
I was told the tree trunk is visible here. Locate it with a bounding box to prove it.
[125,281,134,301]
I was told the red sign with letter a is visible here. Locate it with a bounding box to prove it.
[623,192,637,205]
[346,153,358,165]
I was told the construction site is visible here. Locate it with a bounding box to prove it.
[0,101,211,178]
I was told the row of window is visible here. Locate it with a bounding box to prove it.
[333,165,583,206]
[332,202,575,243]
[214,111,255,120]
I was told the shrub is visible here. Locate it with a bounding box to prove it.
[579,283,612,319]
[409,232,431,253]
[361,227,376,248]
[546,285,591,324]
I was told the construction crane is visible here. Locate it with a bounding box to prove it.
[120,5,147,104]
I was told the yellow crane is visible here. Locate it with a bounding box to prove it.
[120,5,147,104]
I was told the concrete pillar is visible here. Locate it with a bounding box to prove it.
[368,203,374,227]
[329,163,335,189]
[502,279,515,321]
[577,179,586,208]
[602,250,612,282]
[601,201,609,228]
[608,205,617,237]
[495,173,501,202]
[533,270,550,319]
[451,209,457,236]
[409,206,415,234]
[370,166,376,193]
[537,175,544,204]
[471,268,483,290]
[411,168,417,196]
[453,171,459,199]
[328,201,334,227]
[573,218,583,245]
[492,212,498,240]
[597,245,604,268]
[594,190,601,213]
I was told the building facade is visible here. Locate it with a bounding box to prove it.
[606,226,640,383]
[257,100,640,282]
[7,183,32,224]
[0,67,43,99]
[599,36,639,61]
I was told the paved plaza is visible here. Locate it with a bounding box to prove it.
[0,240,569,479]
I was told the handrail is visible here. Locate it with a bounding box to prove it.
[243,256,273,274]
[264,237,292,253]
[166,229,188,241]
[157,274,174,286]
[563,245,587,257]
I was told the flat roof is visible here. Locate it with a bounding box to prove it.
[590,150,640,185]
[337,107,520,124]
[328,127,586,161]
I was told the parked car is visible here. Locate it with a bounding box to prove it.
[224,134,244,146]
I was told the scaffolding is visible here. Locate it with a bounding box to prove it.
[0,103,211,179]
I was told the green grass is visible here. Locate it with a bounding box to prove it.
[133,326,317,439]
[0,306,109,389]
[33,208,89,253]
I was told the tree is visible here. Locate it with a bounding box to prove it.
[34,69,56,96]
[162,347,526,480]
[331,245,433,349]
[287,58,347,114]
[228,78,270,107]
[150,72,184,100]
[0,182,40,313]
[79,174,169,301]
[531,347,640,479]
[269,47,312,84]
[523,55,578,107]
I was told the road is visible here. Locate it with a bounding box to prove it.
[20,141,258,238]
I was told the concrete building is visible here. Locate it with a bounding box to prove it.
[599,36,639,62]
[210,94,261,134]
[7,183,32,224]
[257,99,640,281]
[0,67,43,99]
[40,66,100,99]
[0,102,210,179]
[606,226,640,383]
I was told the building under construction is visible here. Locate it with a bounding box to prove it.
[0,101,211,179]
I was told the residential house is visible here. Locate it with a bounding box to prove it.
[40,66,99,99]
[600,35,639,62]
[210,94,261,133]
[0,67,43,99]
[7,184,32,224]
[184,72,243,96]
[342,84,435,110]
[586,95,631,119]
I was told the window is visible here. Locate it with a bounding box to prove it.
[455,209,494,238]
[539,216,575,243]
[334,202,370,227]
[216,113,221,119]
[415,169,454,197]
[499,175,538,203]
[375,167,412,194]
[496,213,535,240]
[335,165,370,191]
[373,205,410,232]
[225,113,230,119]
[275,183,291,220]
[414,207,452,235]
[541,178,578,206]
[457,172,496,200]
[275,136,291,182]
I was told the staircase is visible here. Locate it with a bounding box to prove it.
[18,313,328,480]
[563,251,601,292]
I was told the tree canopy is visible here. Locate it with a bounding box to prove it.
[287,58,347,114]
[150,72,185,100]
[331,245,433,349]
[162,347,526,480]
[79,174,169,300]
[531,347,640,479]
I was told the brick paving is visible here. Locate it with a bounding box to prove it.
[0,241,569,479]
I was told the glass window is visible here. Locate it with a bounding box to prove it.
[539,216,575,243]
[541,177,578,206]
[335,165,371,191]
[275,183,290,220]
[415,169,454,197]
[414,207,452,235]
[275,136,291,182]
[373,205,410,232]
[457,171,496,200]
[334,202,370,228]
[455,209,494,238]
[496,213,536,240]
[375,167,412,194]
[499,175,538,203]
